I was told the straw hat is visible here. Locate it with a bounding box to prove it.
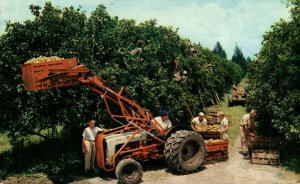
[217,111,224,116]
[198,112,205,116]
[250,109,256,116]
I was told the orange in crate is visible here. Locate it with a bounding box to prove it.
[22,58,79,91]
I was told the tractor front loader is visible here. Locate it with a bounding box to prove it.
[22,58,206,184]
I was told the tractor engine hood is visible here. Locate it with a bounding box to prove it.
[104,132,147,165]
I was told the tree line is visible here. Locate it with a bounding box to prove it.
[213,41,252,75]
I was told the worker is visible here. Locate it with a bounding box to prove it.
[180,71,188,82]
[240,110,257,156]
[171,58,179,77]
[82,119,104,173]
[233,82,237,88]
[191,112,207,130]
[244,80,249,95]
[245,80,249,89]
[173,72,181,82]
[232,82,238,97]
[240,87,246,97]
[217,111,229,140]
[129,48,142,56]
[152,110,172,130]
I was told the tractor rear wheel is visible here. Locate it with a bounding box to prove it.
[164,130,206,173]
[115,158,143,184]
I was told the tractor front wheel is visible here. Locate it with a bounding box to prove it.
[115,158,143,184]
[164,130,206,173]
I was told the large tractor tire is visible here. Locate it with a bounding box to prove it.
[228,95,233,107]
[164,130,206,173]
[115,158,143,184]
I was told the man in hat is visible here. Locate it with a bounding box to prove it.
[82,119,105,173]
[240,110,257,156]
[217,111,229,140]
[191,112,207,130]
[232,82,238,97]
[152,110,172,130]
[180,71,188,82]
[232,82,237,89]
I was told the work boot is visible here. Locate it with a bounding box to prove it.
[94,168,100,174]
[243,153,250,160]
[84,169,90,176]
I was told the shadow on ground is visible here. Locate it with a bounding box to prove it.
[2,136,208,184]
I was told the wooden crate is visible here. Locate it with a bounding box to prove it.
[251,157,279,165]
[204,152,228,165]
[206,115,232,125]
[206,116,218,125]
[204,140,229,164]
[207,106,220,116]
[204,150,228,165]
[205,140,228,152]
[198,131,222,139]
[22,58,78,91]
[251,148,279,165]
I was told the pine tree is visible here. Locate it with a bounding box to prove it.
[231,46,247,72]
[246,56,252,64]
[213,41,227,59]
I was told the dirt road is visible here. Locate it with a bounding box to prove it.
[69,137,300,184]
[2,137,299,184]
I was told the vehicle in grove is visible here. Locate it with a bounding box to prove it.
[22,57,206,184]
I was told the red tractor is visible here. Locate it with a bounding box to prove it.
[22,58,206,184]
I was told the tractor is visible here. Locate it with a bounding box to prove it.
[228,83,246,107]
[22,58,206,184]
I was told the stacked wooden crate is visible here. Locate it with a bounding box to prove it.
[249,137,281,165]
[204,107,229,164]
[204,139,229,165]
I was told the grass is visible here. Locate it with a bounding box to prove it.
[0,133,13,177]
[219,78,248,146]
[12,173,48,179]
[0,125,80,180]
[0,133,12,154]
[0,125,64,151]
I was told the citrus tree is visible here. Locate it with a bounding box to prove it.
[0,2,242,140]
[247,1,300,142]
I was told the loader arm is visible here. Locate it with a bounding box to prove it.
[22,59,167,138]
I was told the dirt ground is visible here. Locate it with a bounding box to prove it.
[69,137,300,184]
[1,137,300,184]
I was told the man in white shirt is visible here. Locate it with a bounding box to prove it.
[191,112,207,130]
[240,110,257,156]
[152,110,172,130]
[82,119,104,172]
[217,111,229,140]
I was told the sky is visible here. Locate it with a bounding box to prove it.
[0,0,290,58]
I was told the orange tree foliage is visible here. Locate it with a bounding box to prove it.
[0,2,242,139]
[247,1,300,142]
